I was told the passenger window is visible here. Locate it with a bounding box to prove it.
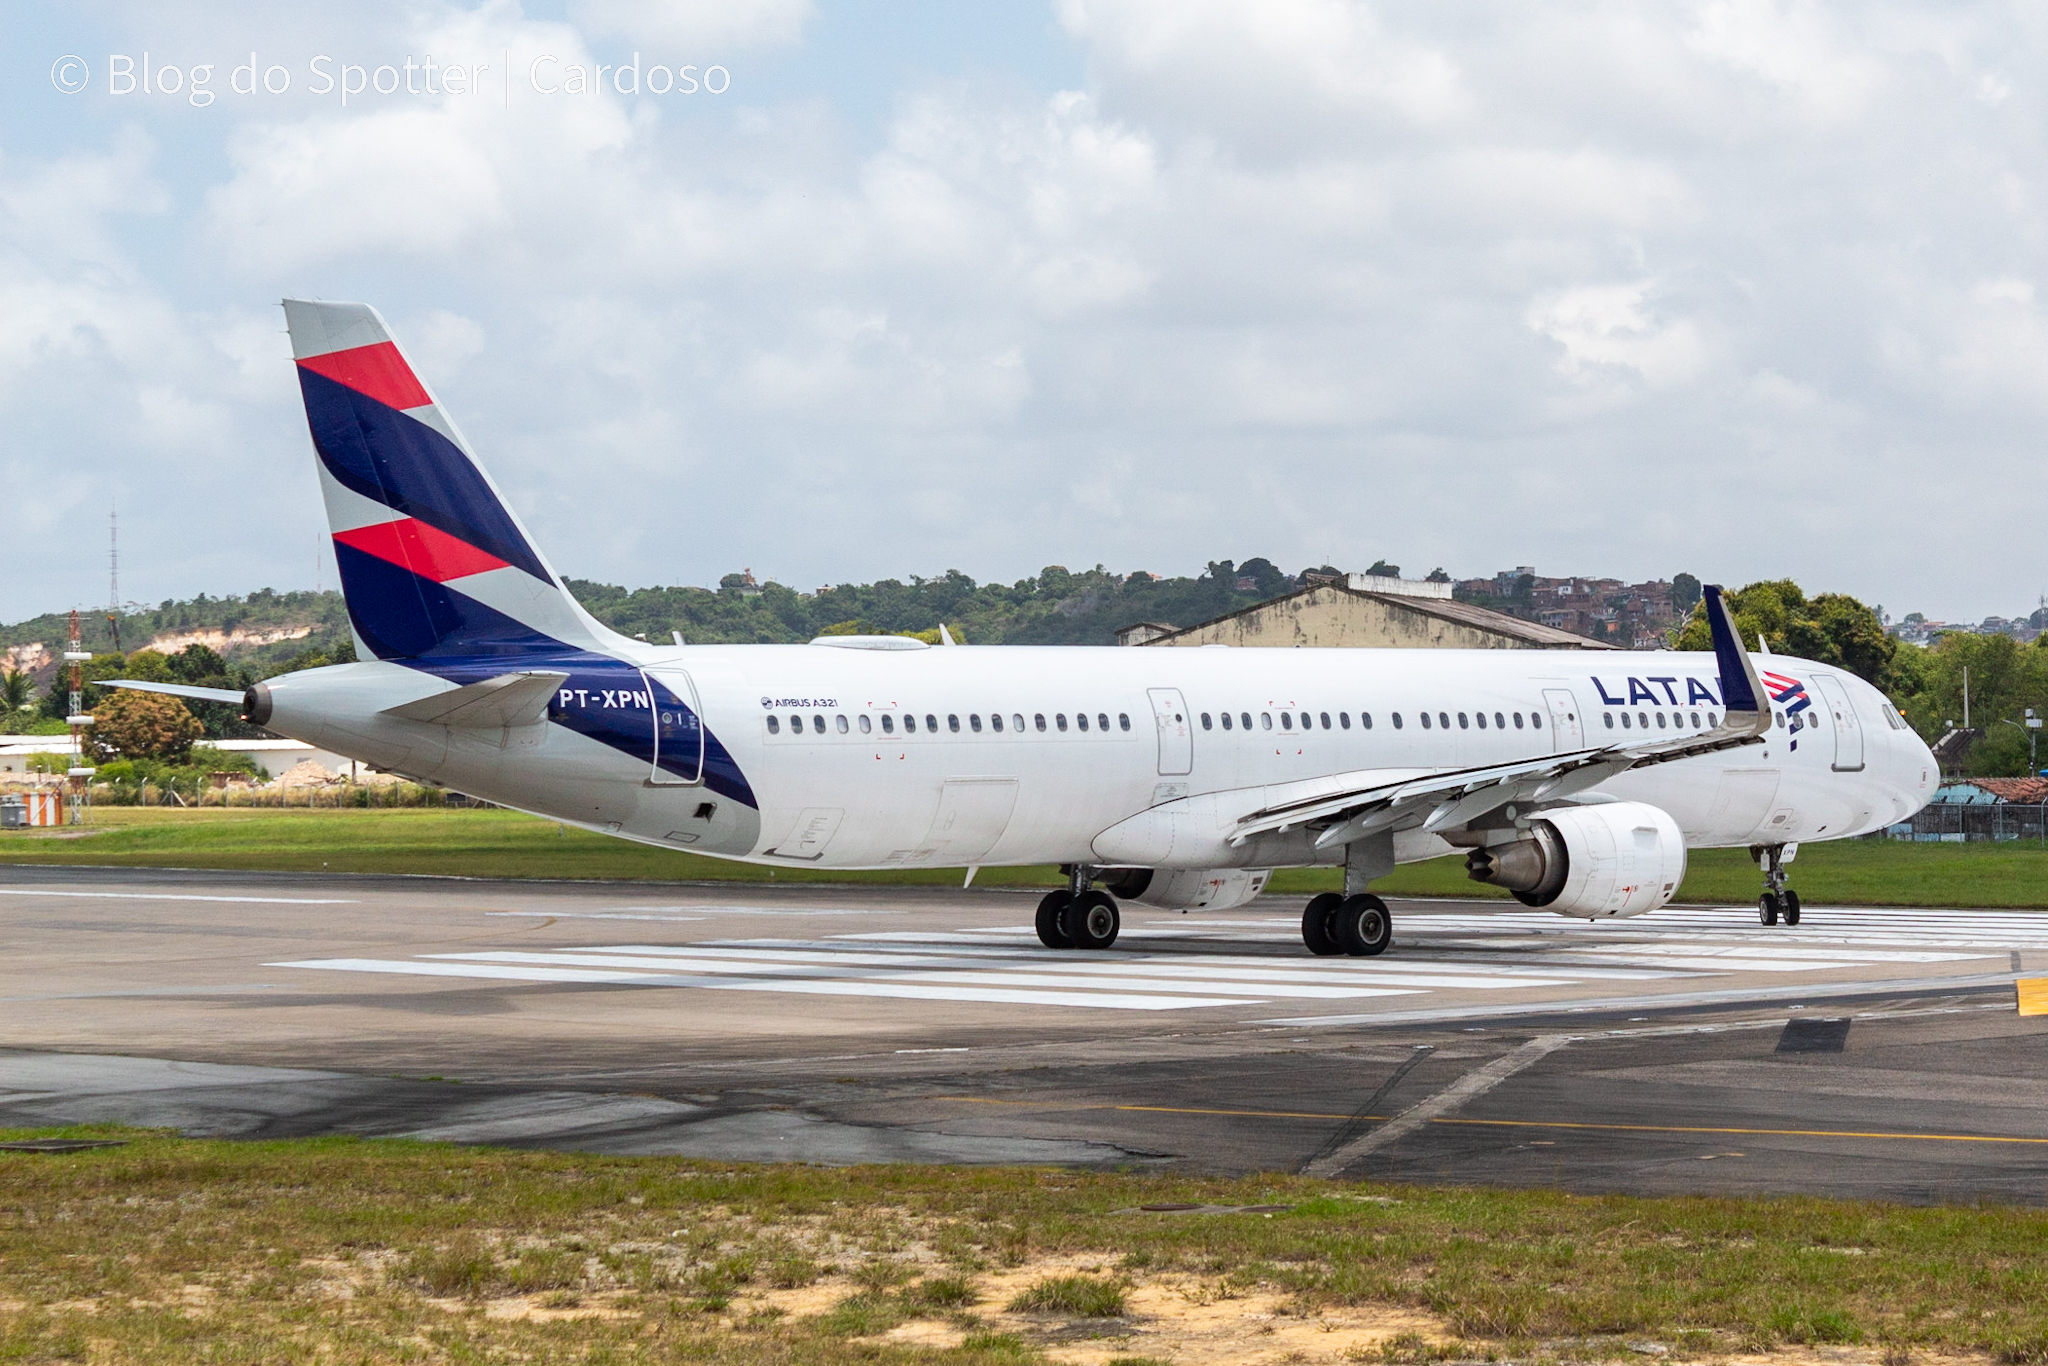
[1657,713,1667,729]
[1201,713,1213,730]
[1495,712,1505,729]
[1690,711,1700,727]
[1035,713,1047,732]
[1014,713,1025,732]
[813,715,826,734]
[904,714,917,733]
[969,714,982,733]
[1077,713,1090,732]
[1261,712,1273,730]
[926,714,938,732]
[766,715,780,734]
[1775,711,1786,728]
[1604,713,1614,729]
[1439,712,1450,729]
[1531,712,1543,729]
[1281,713,1294,730]
[1099,714,1110,732]
[859,714,872,734]
[1119,714,1131,731]
[882,714,895,734]
[1056,714,1068,732]
[949,714,961,733]
[1454,712,1465,729]
[991,713,1003,732]
[1707,712,1718,726]
[1221,712,1233,730]
[1362,712,1374,729]
[1297,712,1309,729]
[837,715,849,733]
[1241,712,1253,730]
[1475,712,1487,729]
[1636,712,1647,730]
[1339,712,1351,729]
[1421,712,1433,729]
[1391,712,1402,729]
[1320,712,1331,729]
[1514,712,1525,729]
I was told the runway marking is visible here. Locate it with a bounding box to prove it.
[1302,1035,1573,1177]
[0,889,355,905]
[938,1096,1373,1121]
[270,958,1240,1011]
[1431,1117,2048,1146]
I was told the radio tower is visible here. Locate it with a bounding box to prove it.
[106,505,121,652]
[63,609,93,824]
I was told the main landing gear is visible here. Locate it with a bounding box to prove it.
[1752,843,1802,927]
[1301,891,1392,957]
[1036,867,1121,950]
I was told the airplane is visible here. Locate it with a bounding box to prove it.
[109,299,1939,957]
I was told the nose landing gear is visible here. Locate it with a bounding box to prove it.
[1752,843,1802,926]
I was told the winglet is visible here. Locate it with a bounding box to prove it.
[1703,585,1767,730]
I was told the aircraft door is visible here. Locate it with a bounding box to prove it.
[1148,687,1193,775]
[1813,675,1865,772]
[644,666,705,785]
[1542,688,1583,752]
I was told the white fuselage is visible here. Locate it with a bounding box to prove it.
[263,642,1937,879]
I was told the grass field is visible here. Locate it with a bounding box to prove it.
[1,805,2045,907]
[1,1129,2045,1365]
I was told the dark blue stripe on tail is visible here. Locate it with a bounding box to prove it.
[336,542,560,661]
[300,367,550,583]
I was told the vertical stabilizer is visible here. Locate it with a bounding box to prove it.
[284,299,616,662]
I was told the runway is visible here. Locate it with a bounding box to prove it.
[3,864,2044,1202]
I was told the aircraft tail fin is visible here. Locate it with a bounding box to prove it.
[283,299,615,664]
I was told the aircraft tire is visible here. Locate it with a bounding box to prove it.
[1301,892,1343,955]
[1334,894,1392,957]
[1067,890,1121,950]
[1036,890,1076,949]
[1782,890,1801,926]
[1758,893,1780,927]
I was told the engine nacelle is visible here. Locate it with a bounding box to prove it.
[1106,867,1271,912]
[1464,801,1686,919]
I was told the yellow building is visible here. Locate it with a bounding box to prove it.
[1119,575,1615,651]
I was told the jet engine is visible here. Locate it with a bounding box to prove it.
[1463,802,1686,919]
[1103,867,1271,912]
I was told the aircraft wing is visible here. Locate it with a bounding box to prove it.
[381,671,570,728]
[101,680,249,705]
[1227,583,1772,851]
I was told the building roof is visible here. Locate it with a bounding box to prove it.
[1137,583,1618,650]
[1939,777,2048,804]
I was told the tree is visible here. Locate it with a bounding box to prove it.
[1672,580,1898,690]
[90,688,204,763]
[1364,559,1400,578]
[1,668,30,713]
[1671,573,1701,612]
[1425,567,1450,583]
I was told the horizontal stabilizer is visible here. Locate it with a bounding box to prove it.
[101,680,248,705]
[381,670,569,727]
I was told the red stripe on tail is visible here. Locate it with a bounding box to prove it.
[333,517,509,583]
[296,341,432,411]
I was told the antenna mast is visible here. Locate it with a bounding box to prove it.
[106,504,121,652]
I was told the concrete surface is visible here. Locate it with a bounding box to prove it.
[3,865,2044,1200]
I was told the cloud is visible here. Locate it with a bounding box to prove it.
[5,0,2048,624]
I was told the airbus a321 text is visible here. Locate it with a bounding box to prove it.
[110,300,1938,956]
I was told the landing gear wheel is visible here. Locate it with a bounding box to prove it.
[1067,890,1120,950]
[1035,890,1076,949]
[1782,890,1802,926]
[1301,892,1344,956]
[1758,893,1781,927]
[1333,894,1393,957]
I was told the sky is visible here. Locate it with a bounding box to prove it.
[2,0,2045,626]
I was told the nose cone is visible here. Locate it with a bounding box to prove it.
[1896,723,1938,819]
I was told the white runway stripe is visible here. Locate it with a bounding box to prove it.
[269,958,1244,1010]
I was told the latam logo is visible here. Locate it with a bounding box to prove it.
[1590,676,1724,708]
[1761,669,1812,750]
